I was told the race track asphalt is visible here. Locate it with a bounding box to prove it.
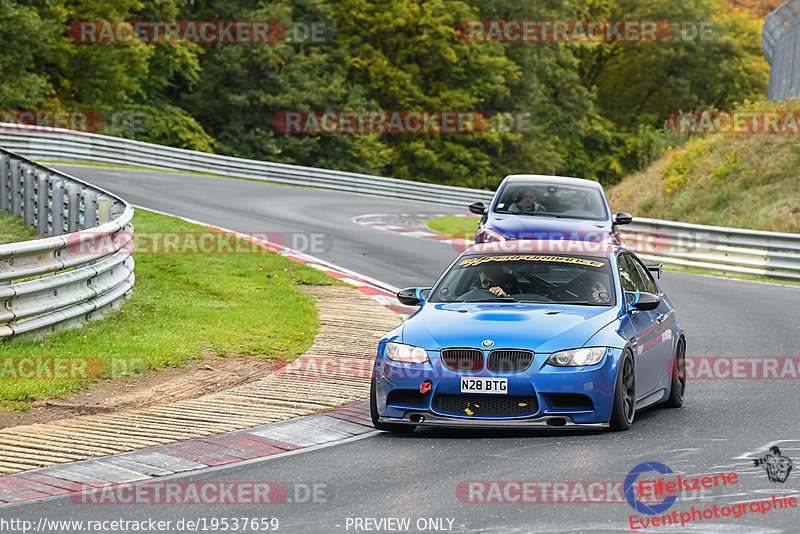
[2,164,796,533]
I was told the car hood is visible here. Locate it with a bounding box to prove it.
[487,214,611,240]
[401,302,619,354]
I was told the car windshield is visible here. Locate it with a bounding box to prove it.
[493,182,608,221]
[429,254,616,306]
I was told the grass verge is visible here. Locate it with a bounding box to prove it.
[0,209,339,411]
[607,100,800,233]
[0,211,38,244]
[426,215,478,239]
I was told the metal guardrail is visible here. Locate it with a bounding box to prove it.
[621,218,800,282]
[0,146,134,339]
[0,124,495,207]
[1,125,799,282]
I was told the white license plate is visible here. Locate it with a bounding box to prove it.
[460,377,507,394]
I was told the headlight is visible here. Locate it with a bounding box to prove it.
[547,347,608,367]
[385,342,429,364]
[483,230,506,243]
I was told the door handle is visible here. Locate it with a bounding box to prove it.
[656,313,667,323]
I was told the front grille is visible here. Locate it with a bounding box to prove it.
[441,348,484,372]
[434,394,538,417]
[487,350,534,373]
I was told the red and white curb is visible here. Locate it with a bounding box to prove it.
[0,401,373,505]
[353,213,475,251]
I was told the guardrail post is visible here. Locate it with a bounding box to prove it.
[10,160,22,216]
[23,166,35,226]
[51,179,65,235]
[110,200,125,221]
[97,196,112,223]
[36,171,50,235]
[66,183,81,233]
[0,154,8,212]
[83,189,98,228]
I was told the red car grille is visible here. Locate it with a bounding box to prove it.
[441,348,484,372]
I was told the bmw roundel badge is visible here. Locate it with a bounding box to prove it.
[481,339,494,348]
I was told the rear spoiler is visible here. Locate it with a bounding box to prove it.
[644,262,663,279]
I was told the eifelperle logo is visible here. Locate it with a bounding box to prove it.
[481,340,495,348]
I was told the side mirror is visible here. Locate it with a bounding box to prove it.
[625,291,661,312]
[469,202,487,215]
[644,262,663,279]
[614,212,633,225]
[397,287,431,306]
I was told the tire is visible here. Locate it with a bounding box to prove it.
[610,352,635,431]
[370,376,417,433]
[663,338,686,408]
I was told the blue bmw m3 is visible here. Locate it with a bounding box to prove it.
[370,241,686,432]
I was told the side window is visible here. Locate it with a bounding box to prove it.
[632,257,657,294]
[617,254,647,293]
[617,256,635,293]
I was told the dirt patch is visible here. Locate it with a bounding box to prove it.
[0,352,275,429]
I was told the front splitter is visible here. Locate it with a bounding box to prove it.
[379,413,609,430]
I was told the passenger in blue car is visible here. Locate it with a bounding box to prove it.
[508,187,545,214]
[588,277,611,304]
[561,191,596,218]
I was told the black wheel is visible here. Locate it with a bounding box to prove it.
[663,338,686,408]
[610,352,635,431]
[370,376,417,433]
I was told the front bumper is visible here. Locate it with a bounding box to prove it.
[374,348,622,426]
[378,413,609,430]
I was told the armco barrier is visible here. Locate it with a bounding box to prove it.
[1,125,799,282]
[0,124,494,207]
[622,218,800,282]
[0,147,134,339]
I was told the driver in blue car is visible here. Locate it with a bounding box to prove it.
[478,264,520,298]
[509,187,546,214]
